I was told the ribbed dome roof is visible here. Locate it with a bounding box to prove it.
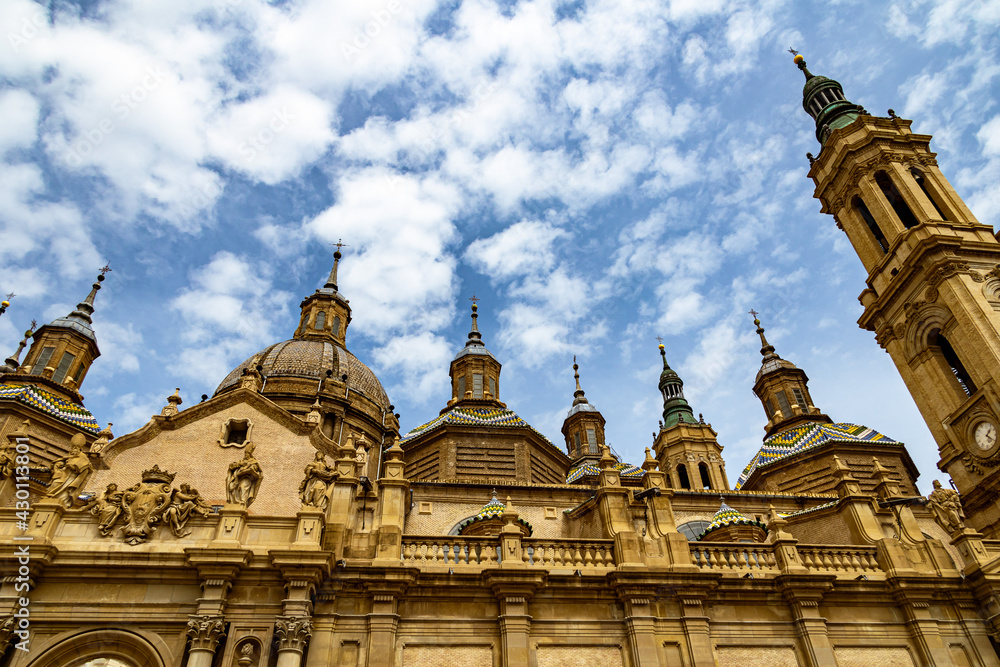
[215,339,390,409]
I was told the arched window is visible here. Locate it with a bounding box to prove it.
[910,168,949,221]
[875,170,920,229]
[332,315,341,337]
[932,331,977,397]
[678,520,710,541]
[853,196,889,253]
[677,464,691,489]
[314,311,326,329]
[698,462,712,490]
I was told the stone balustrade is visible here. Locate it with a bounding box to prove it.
[690,543,778,573]
[797,545,880,575]
[521,539,614,569]
[402,536,500,567]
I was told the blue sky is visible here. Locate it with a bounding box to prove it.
[2,0,998,493]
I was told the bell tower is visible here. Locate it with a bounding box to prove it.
[797,53,1000,535]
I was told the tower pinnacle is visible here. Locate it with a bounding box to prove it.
[792,53,861,144]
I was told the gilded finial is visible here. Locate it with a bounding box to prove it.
[0,291,14,314]
[749,309,777,360]
[789,48,813,80]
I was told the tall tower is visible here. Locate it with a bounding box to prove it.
[651,344,728,490]
[797,54,1000,535]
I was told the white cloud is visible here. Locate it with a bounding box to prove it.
[464,220,568,279]
[307,167,461,339]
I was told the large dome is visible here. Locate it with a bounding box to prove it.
[215,339,390,409]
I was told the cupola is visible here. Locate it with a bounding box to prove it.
[560,357,606,465]
[750,312,832,437]
[293,243,352,347]
[446,299,503,410]
[15,267,109,400]
[793,52,862,145]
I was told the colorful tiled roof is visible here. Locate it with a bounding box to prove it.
[0,382,100,433]
[696,501,766,540]
[736,422,900,489]
[457,492,533,535]
[566,461,645,484]
[402,406,554,445]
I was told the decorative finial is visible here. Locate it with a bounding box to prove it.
[655,335,664,345]
[573,355,580,390]
[790,49,813,80]
[888,108,897,119]
[469,295,480,332]
[0,291,14,315]
[659,342,669,369]
[571,355,589,405]
[99,263,112,276]
[325,240,348,290]
[749,309,777,360]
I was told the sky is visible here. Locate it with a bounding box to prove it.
[1,0,998,495]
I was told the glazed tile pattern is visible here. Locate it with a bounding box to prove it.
[736,422,900,489]
[696,501,766,540]
[215,339,390,408]
[0,381,100,433]
[566,461,645,484]
[402,406,554,445]
[456,491,533,535]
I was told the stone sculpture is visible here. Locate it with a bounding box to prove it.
[227,443,263,507]
[927,479,966,532]
[299,451,337,510]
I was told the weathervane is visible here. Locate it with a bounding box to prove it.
[788,48,799,56]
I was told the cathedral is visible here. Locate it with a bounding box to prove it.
[1,55,1000,667]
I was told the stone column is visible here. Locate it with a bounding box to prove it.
[274,616,313,667]
[324,435,360,557]
[484,571,547,667]
[186,615,226,667]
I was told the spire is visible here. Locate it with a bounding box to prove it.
[750,309,779,362]
[1,322,36,373]
[791,52,861,145]
[572,355,589,406]
[325,240,348,291]
[465,296,484,348]
[657,343,695,427]
[42,265,109,343]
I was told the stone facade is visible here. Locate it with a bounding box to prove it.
[2,58,1000,667]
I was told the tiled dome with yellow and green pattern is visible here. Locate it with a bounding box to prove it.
[696,500,767,540]
[457,491,533,535]
[736,422,900,489]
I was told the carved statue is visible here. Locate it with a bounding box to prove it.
[227,443,262,507]
[121,466,175,545]
[162,483,212,537]
[0,444,14,480]
[355,437,370,477]
[46,443,92,507]
[299,451,337,510]
[927,479,966,533]
[84,483,124,537]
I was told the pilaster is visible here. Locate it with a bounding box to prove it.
[372,438,409,566]
[483,569,546,667]
[609,573,666,667]
[776,575,837,667]
[185,547,250,617]
[364,575,412,667]
[889,578,952,666]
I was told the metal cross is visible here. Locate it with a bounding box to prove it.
[99,264,112,276]
[331,239,349,252]
[5,292,14,300]
[30,319,37,330]
[655,335,663,345]
[748,309,759,319]
[788,48,799,56]
[469,294,480,306]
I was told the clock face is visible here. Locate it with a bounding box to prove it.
[973,420,997,452]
